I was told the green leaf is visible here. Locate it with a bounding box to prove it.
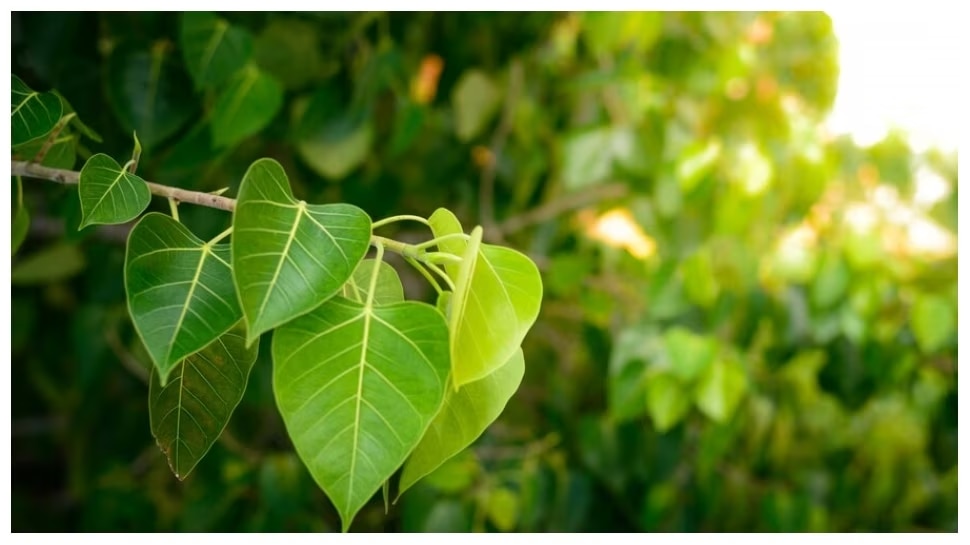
[294,90,374,180]
[53,90,102,143]
[11,242,85,285]
[452,69,501,142]
[427,207,465,278]
[399,349,524,496]
[231,158,371,345]
[663,327,717,383]
[341,259,404,305]
[448,227,543,388]
[179,12,253,90]
[254,18,328,90]
[211,65,283,149]
[645,371,690,432]
[12,204,30,256]
[682,248,720,308]
[11,74,63,146]
[13,133,77,169]
[77,153,151,229]
[693,358,748,423]
[106,44,195,150]
[911,294,955,353]
[810,252,850,309]
[126,213,243,386]
[485,487,520,532]
[149,328,258,480]
[272,284,450,531]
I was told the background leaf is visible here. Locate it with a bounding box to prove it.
[179,12,253,90]
[452,69,501,142]
[149,328,258,480]
[231,158,371,343]
[126,213,243,385]
[294,88,373,180]
[11,242,85,285]
[399,349,524,496]
[11,74,63,146]
[77,153,151,228]
[273,296,450,531]
[211,65,283,149]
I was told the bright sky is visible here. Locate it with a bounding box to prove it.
[825,7,963,151]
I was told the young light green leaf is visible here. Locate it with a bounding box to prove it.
[11,242,85,285]
[693,358,748,423]
[126,213,243,385]
[232,158,371,345]
[428,207,465,277]
[273,290,450,531]
[663,327,717,382]
[77,153,151,229]
[485,487,520,532]
[341,258,404,305]
[399,349,524,496]
[448,227,543,388]
[211,65,283,148]
[149,328,258,480]
[452,69,501,142]
[179,12,253,90]
[645,371,690,432]
[106,45,195,150]
[11,74,63,146]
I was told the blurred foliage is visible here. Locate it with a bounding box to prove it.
[11,11,957,532]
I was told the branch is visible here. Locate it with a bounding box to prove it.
[11,161,237,212]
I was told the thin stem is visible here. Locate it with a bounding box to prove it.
[423,261,456,292]
[423,251,463,265]
[367,243,385,305]
[371,235,420,259]
[404,255,444,296]
[15,176,23,209]
[412,231,470,251]
[168,198,180,222]
[207,226,233,246]
[12,161,237,212]
[371,214,432,230]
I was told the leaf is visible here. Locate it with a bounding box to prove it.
[272,282,450,531]
[12,204,30,256]
[693,358,748,423]
[53,90,103,143]
[448,228,543,388]
[911,294,955,353]
[11,74,63,146]
[254,18,328,90]
[77,153,151,229]
[231,158,371,345]
[341,259,404,305]
[106,44,195,150]
[663,327,717,383]
[486,487,520,532]
[211,65,283,149]
[427,207,465,277]
[645,371,690,432]
[126,213,244,386]
[399,349,524,496]
[11,242,85,285]
[149,328,258,480]
[452,69,501,141]
[179,12,253,90]
[294,89,374,180]
[13,133,77,169]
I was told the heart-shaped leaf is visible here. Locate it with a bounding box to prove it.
[149,328,258,480]
[399,348,524,496]
[211,65,283,148]
[179,12,253,90]
[232,158,371,345]
[430,224,543,388]
[77,153,151,229]
[273,266,450,531]
[294,89,373,180]
[11,74,63,146]
[341,258,404,305]
[126,212,243,385]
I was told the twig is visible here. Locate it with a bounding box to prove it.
[480,60,524,243]
[497,182,629,236]
[12,161,237,212]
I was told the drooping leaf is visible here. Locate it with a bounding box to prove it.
[447,227,543,388]
[211,65,283,149]
[126,213,243,385]
[149,328,258,480]
[645,371,690,432]
[11,74,63,147]
[399,349,524,496]
[179,12,253,90]
[341,258,404,305]
[11,242,85,285]
[294,89,373,180]
[106,43,195,150]
[693,358,748,423]
[451,69,501,142]
[231,158,371,345]
[273,279,450,531]
[77,153,151,229]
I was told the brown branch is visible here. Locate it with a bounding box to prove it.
[11,161,237,212]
